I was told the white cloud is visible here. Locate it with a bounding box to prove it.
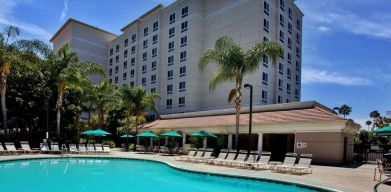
[0,0,52,40]
[60,0,69,21]
[302,67,373,86]
[317,26,330,32]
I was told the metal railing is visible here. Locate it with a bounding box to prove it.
[374,176,391,192]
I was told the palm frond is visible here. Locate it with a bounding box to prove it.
[71,61,106,77]
[198,49,218,71]
[12,39,52,58]
[209,68,236,91]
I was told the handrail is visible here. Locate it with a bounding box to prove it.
[374,175,391,192]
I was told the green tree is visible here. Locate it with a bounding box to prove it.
[365,120,372,130]
[336,104,352,118]
[53,44,105,141]
[198,35,282,149]
[121,85,160,150]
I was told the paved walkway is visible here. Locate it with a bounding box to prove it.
[0,151,390,192]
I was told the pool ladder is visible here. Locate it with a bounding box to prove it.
[374,176,391,192]
[61,144,69,157]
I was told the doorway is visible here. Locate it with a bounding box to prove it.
[262,133,295,161]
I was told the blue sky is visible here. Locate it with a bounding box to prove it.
[1,0,390,128]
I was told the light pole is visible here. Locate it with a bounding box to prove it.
[244,84,253,155]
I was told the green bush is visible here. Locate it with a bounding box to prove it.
[102,140,116,148]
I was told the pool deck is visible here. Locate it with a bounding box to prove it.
[0,151,390,192]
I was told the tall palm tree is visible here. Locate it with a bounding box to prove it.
[121,85,160,150]
[365,120,372,130]
[370,110,380,130]
[198,35,282,149]
[54,44,105,141]
[337,104,352,118]
[94,80,122,129]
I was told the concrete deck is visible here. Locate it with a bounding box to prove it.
[0,151,390,192]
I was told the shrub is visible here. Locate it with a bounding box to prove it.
[102,140,116,148]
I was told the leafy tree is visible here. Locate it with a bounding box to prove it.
[198,35,282,149]
[335,104,352,118]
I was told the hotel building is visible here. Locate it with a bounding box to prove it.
[51,0,303,116]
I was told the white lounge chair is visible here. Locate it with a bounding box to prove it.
[20,141,39,154]
[291,154,313,174]
[274,153,297,173]
[178,149,197,161]
[50,143,61,153]
[103,145,111,154]
[248,151,272,170]
[191,149,214,163]
[5,142,22,154]
[40,143,50,153]
[94,144,103,154]
[0,143,9,155]
[210,150,236,166]
[207,149,228,164]
[79,144,87,154]
[69,144,78,154]
[230,150,250,167]
[87,144,95,154]
[186,149,205,162]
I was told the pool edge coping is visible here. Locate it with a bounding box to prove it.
[0,155,344,192]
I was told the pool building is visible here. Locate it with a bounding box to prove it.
[144,101,360,165]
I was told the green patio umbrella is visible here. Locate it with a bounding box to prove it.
[189,130,217,138]
[137,131,158,137]
[80,130,94,135]
[161,131,183,137]
[373,125,391,134]
[120,134,135,138]
[89,129,111,136]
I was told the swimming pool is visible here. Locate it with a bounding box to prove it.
[0,158,335,192]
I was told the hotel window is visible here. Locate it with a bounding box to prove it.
[123,61,128,69]
[115,76,118,84]
[296,61,300,71]
[131,46,136,54]
[288,38,292,49]
[262,72,268,85]
[179,81,186,92]
[181,21,188,32]
[109,58,113,65]
[288,7,293,19]
[130,81,134,88]
[287,68,292,79]
[115,66,118,73]
[169,27,175,38]
[278,95,282,103]
[123,72,127,80]
[152,48,157,58]
[169,13,176,24]
[179,66,186,77]
[287,53,292,64]
[181,36,187,47]
[116,45,119,53]
[296,75,300,85]
[295,89,299,98]
[142,52,147,61]
[168,56,174,66]
[264,1,269,15]
[263,36,269,41]
[168,41,174,52]
[278,63,284,75]
[287,83,291,94]
[151,61,157,71]
[280,48,285,59]
[280,0,285,11]
[262,56,268,67]
[180,51,187,62]
[279,30,284,43]
[167,84,173,94]
[124,50,128,58]
[179,97,185,107]
[296,33,301,44]
[151,88,156,93]
[263,19,269,32]
[279,14,285,27]
[261,90,268,103]
[142,77,146,86]
[153,21,159,31]
[296,47,301,57]
[182,6,188,18]
[151,74,156,84]
[288,23,293,34]
[110,48,113,56]
[130,69,135,77]
[167,70,173,80]
[131,57,135,65]
[124,39,128,47]
[286,98,290,103]
[278,79,283,90]
[142,65,147,74]
[132,34,136,43]
[152,35,158,44]
[115,55,119,63]
[143,39,148,49]
[144,27,149,36]
[109,68,112,76]
[297,19,301,30]
[166,99,172,109]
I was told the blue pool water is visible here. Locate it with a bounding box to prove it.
[0,158,328,192]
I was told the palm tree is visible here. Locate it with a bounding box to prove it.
[337,104,352,118]
[370,110,380,130]
[365,120,372,130]
[121,85,160,150]
[3,26,20,44]
[94,80,122,129]
[54,44,105,141]
[374,116,391,128]
[198,35,282,149]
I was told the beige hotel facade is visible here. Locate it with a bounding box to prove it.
[51,0,360,165]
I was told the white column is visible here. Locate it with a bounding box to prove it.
[257,133,263,152]
[136,137,140,146]
[150,138,153,147]
[182,134,186,147]
[228,134,233,150]
[164,137,168,146]
[203,137,207,149]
